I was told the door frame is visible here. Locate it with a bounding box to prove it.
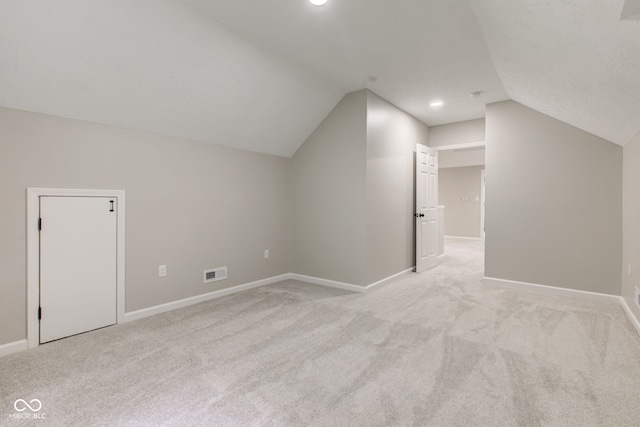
[480,168,486,239]
[26,188,126,349]
[433,141,485,153]
[434,141,486,239]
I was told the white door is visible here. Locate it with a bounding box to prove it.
[416,144,439,273]
[39,196,117,343]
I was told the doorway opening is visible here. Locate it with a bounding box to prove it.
[433,141,485,267]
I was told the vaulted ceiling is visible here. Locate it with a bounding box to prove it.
[1,0,639,157]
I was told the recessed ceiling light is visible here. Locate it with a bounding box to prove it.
[430,100,444,108]
[309,0,328,5]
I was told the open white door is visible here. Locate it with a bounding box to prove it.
[39,196,117,343]
[416,144,439,273]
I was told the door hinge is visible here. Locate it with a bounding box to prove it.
[38,218,42,230]
[38,306,42,320]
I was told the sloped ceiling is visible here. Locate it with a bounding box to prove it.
[179,0,508,128]
[472,0,640,145]
[0,0,342,157]
[1,0,639,157]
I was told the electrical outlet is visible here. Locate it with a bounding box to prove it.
[264,249,270,259]
[635,287,640,309]
[159,265,167,277]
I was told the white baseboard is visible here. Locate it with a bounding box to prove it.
[445,235,483,241]
[0,339,28,358]
[621,297,640,337]
[3,269,414,357]
[291,267,415,294]
[6,272,638,359]
[366,268,415,291]
[289,273,367,293]
[124,273,291,323]
[482,276,620,302]
[484,276,640,338]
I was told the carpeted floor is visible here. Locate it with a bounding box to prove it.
[2,238,640,426]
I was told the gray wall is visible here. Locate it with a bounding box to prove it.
[291,89,429,286]
[429,118,485,147]
[622,131,640,322]
[485,101,622,294]
[291,91,368,285]
[365,91,429,283]
[0,107,291,346]
[439,166,484,238]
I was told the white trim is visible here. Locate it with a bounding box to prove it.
[8,269,637,358]
[366,268,415,291]
[433,141,485,152]
[483,276,640,338]
[124,274,290,322]
[445,235,483,241]
[480,168,485,240]
[0,340,28,358]
[438,254,445,261]
[482,277,620,302]
[27,188,126,350]
[289,274,367,293]
[621,297,640,337]
[291,268,415,294]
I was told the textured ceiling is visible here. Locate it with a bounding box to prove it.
[1,0,639,156]
[472,0,640,145]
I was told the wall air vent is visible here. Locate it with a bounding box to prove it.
[204,266,227,283]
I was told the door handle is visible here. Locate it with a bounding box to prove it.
[414,213,425,218]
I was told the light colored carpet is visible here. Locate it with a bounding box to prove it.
[2,238,640,426]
